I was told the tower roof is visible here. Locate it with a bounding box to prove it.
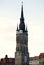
[19,3,25,32]
[16,3,28,33]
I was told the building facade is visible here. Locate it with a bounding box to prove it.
[29,53,44,65]
[39,53,44,65]
[29,56,39,65]
[15,4,29,65]
[0,55,15,65]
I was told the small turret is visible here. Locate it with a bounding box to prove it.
[26,26,28,32]
[16,24,19,31]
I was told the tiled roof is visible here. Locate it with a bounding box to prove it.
[39,53,44,58]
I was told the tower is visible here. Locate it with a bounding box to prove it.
[15,3,29,65]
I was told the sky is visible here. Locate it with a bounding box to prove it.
[0,0,44,58]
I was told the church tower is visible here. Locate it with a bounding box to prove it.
[15,3,29,65]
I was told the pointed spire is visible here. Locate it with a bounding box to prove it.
[21,2,24,18]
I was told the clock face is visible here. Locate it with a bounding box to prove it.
[24,56,27,63]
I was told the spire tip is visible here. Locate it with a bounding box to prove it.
[21,1,23,6]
